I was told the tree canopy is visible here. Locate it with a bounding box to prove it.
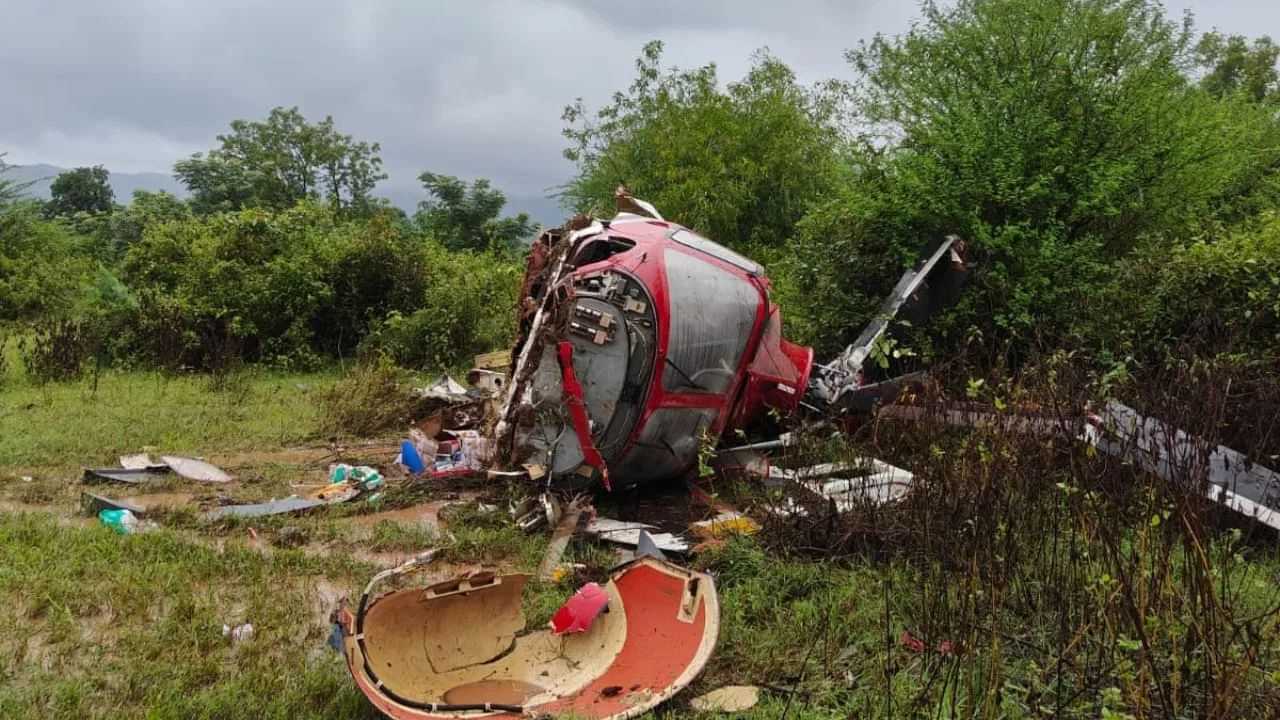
[415,171,535,251]
[561,41,848,256]
[46,165,114,216]
[783,0,1280,357]
[175,107,386,216]
[1196,31,1280,102]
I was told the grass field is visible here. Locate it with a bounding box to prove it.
[3,363,1280,719]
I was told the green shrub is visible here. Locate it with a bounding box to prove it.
[312,211,427,358]
[18,317,98,383]
[361,243,519,369]
[780,0,1280,364]
[119,203,435,370]
[317,357,418,437]
[1087,213,1280,364]
[0,205,92,322]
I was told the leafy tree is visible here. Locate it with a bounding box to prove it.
[1196,32,1280,102]
[109,190,192,250]
[782,0,1280,359]
[415,172,535,251]
[561,41,847,256]
[45,165,114,217]
[0,153,37,209]
[175,107,386,216]
[0,205,91,321]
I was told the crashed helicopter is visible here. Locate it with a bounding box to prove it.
[489,190,966,492]
[337,190,1280,720]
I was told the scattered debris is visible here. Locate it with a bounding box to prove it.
[472,349,510,371]
[329,464,384,492]
[431,429,491,477]
[549,581,609,634]
[635,529,669,560]
[203,486,359,521]
[514,492,562,533]
[783,459,916,511]
[690,511,761,541]
[222,623,255,645]
[119,453,166,470]
[80,492,145,517]
[537,497,586,581]
[160,456,232,483]
[205,496,326,520]
[414,374,469,402]
[585,517,690,554]
[465,368,505,395]
[336,554,718,719]
[690,685,762,713]
[399,439,425,474]
[82,467,169,485]
[98,508,141,534]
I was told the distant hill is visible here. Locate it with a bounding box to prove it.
[7,164,187,202]
[6,163,565,227]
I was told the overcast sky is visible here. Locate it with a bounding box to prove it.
[2,0,1277,222]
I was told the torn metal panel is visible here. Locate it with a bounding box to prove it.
[337,556,718,719]
[80,492,146,517]
[585,517,690,554]
[415,375,469,402]
[82,467,170,485]
[160,456,232,483]
[202,483,360,520]
[812,236,968,408]
[1090,401,1280,532]
[773,458,916,514]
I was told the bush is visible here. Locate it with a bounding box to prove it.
[312,212,428,358]
[562,41,848,258]
[120,203,432,370]
[18,317,99,383]
[781,0,1280,365]
[317,357,419,437]
[361,243,519,369]
[0,205,92,322]
[1087,213,1280,364]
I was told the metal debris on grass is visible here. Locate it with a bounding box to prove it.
[336,551,719,719]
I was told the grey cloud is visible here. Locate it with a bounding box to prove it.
[1,1,1275,223]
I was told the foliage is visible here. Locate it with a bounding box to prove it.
[312,212,429,357]
[562,41,848,257]
[1091,212,1280,362]
[316,357,418,437]
[415,172,536,251]
[17,316,97,383]
[44,165,114,217]
[361,241,520,369]
[781,0,1280,360]
[175,106,386,216]
[0,152,36,209]
[0,204,91,322]
[120,203,343,368]
[107,189,191,251]
[1196,31,1280,102]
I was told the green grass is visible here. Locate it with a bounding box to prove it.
[0,510,378,719]
[4,368,1280,719]
[0,368,336,470]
